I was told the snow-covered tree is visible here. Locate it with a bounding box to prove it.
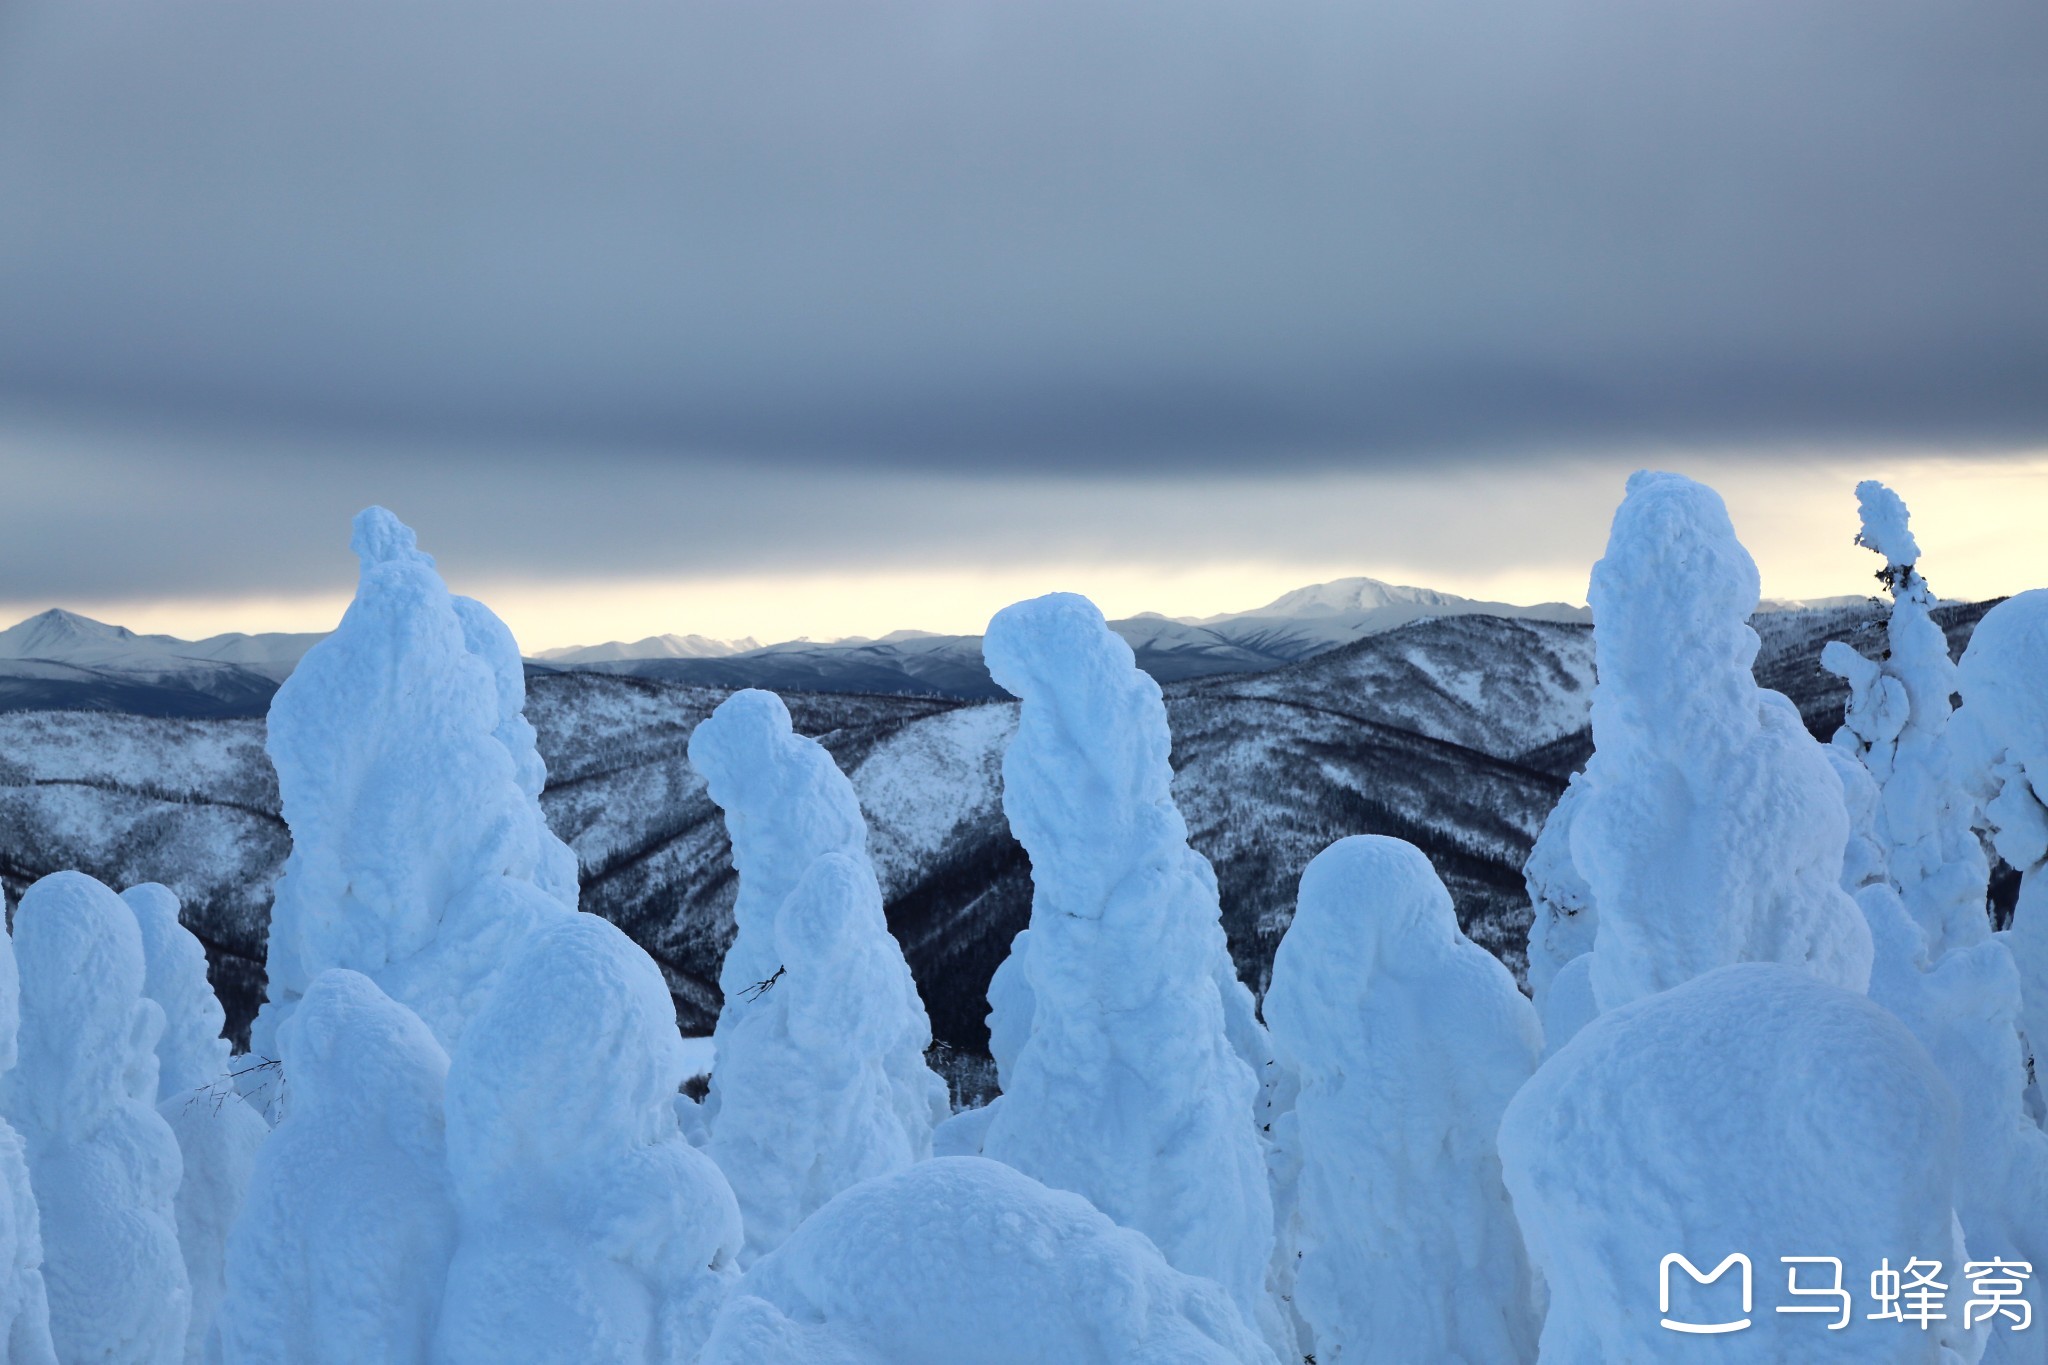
[1955,588,2048,1125]
[253,507,576,1067]
[976,592,1278,1347]
[0,900,54,1365]
[123,883,268,1365]
[1527,471,1872,1018]
[218,969,455,1365]
[688,688,946,1262]
[1811,485,2045,1357]
[1265,836,1542,1364]
[1861,884,2048,1361]
[696,1157,1279,1365]
[1821,481,1989,958]
[2,871,188,1365]
[435,913,741,1364]
[1501,962,1973,1364]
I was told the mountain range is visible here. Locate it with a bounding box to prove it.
[0,587,1993,1103]
[0,577,1592,714]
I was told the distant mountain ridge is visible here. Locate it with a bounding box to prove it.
[0,576,1593,712]
[3,576,1916,717]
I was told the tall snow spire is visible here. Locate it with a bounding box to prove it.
[976,592,1280,1349]
[1266,835,1542,1364]
[252,507,576,1067]
[1956,588,2048,1125]
[688,689,946,1263]
[1527,471,1872,1022]
[2,871,189,1364]
[124,883,268,1365]
[1822,480,1988,959]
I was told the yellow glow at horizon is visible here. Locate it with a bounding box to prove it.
[11,451,2046,655]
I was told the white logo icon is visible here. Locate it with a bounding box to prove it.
[1660,1253,1753,1335]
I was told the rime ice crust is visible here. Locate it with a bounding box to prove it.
[688,689,945,1263]
[253,507,574,1064]
[1542,471,1873,1012]
[3,871,189,1365]
[976,591,1277,1346]
[696,1157,1278,1365]
[218,970,455,1365]
[124,883,267,1365]
[435,913,741,1365]
[1500,962,1975,1365]
[1266,835,1542,1364]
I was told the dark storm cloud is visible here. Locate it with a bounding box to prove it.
[1,0,2044,473]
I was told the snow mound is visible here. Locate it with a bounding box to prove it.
[437,912,741,1364]
[3,871,188,1365]
[1541,471,1872,1012]
[1501,962,1974,1363]
[689,689,945,1262]
[218,969,454,1365]
[977,592,1277,1348]
[1266,835,1542,1363]
[124,883,267,1365]
[697,1157,1278,1365]
[254,507,574,1064]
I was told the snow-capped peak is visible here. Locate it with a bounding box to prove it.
[533,633,760,664]
[1207,577,1471,622]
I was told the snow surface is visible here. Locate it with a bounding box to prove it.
[977,592,1280,1352]
[437,913,741,1364]
[1537,470,1872,1012]
[3,871,188,1365]
[219,970,454,1365]
[697,1157,1279,1365]
[125,883,266,1365]
[1265,835,1542,1363]
[253,508,574,1064]
[1501,962,1978,1364]
[689,689,946,1262]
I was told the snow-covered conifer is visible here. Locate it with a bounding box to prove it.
[688,688,946,1261]
[218,969,455,1365]
[1265,836,1542,1363]
[1861,883,2048,1361]
[2,871,188,1364]
[253,507,575,1066]
[696,1157,1279,1365]
[1821,481,1988,958]
[976,592,1277,1343]
[1530,471,1872,1013]
[1956,588,2048,1123]
[435,912,741,1364]
[1501,963,1972,1364]
[0,901,54,1365]
[123,883,267,1364]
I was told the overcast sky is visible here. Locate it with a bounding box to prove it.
[1,1,2043,647]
